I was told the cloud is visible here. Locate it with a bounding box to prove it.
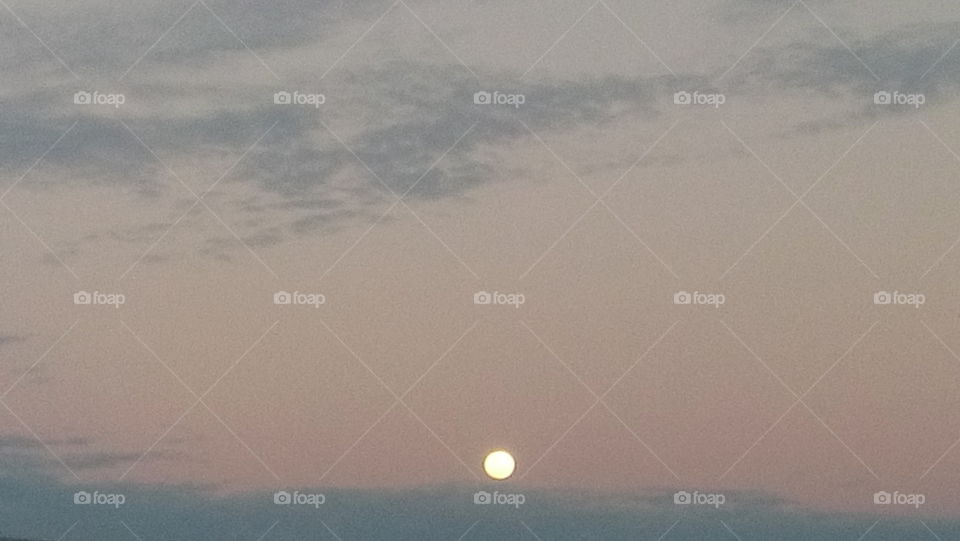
[0,435,183,475]
[6,0,960,265]
[62,450,184,471]
[0,436,87,451]
[2,46,678,262]
[0,0,371,77]
[0,335,28,346]
[718,17,960,99]
[0,472,957,540]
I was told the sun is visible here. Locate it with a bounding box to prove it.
[483,449,516,480]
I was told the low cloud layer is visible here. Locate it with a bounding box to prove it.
[1,467,957,541]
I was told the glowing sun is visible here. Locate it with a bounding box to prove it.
[483,449,516,480]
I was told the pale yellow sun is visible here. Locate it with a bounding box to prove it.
[483,449,516,480]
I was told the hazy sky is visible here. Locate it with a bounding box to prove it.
[3,0,960,539]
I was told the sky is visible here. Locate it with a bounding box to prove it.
[3,0,960,539]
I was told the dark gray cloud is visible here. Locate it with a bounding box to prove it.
[0,435,184,475]
[701,20,960,144]
[63,449,185,471]
[719,19,960,98]
[0,470,956,541]
[0,435,87,450]
[6,0,960,265]
[1,0,384,78]
[1,440,954,539]
[2,53,678,261]
[11,21,953,200]
[0,335,28,346]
